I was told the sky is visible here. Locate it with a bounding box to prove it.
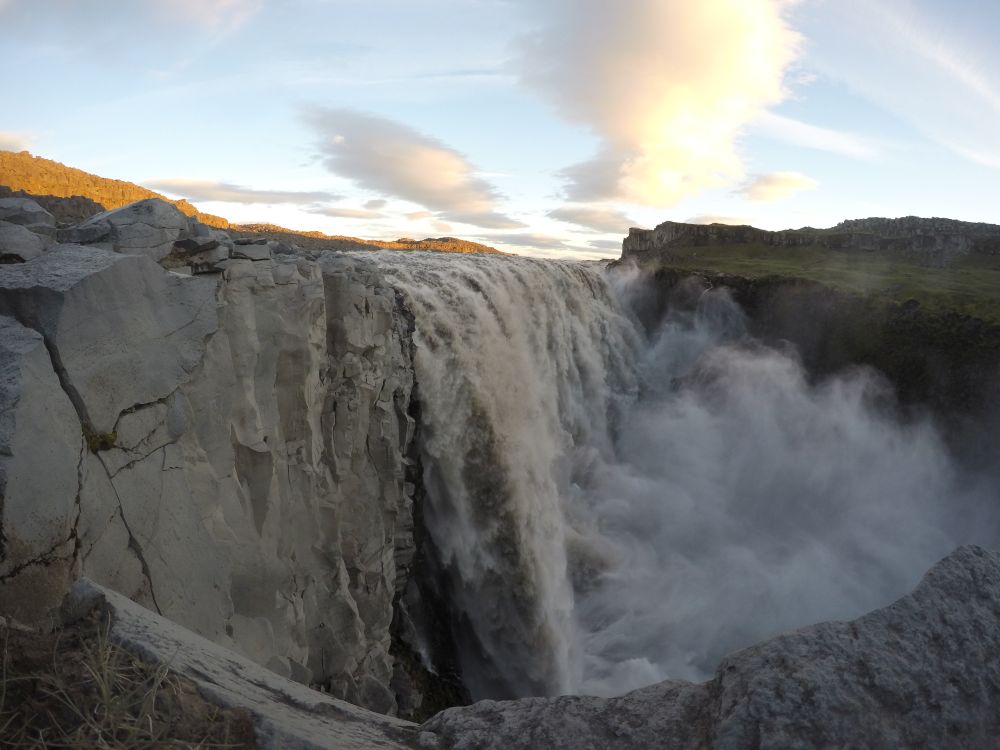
[1,0,998,259]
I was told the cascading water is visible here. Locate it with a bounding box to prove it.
[374,251,998,701]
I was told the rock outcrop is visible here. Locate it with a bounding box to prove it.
[422,545,1000,749]
[0,200,422,714]
[63,578,420,750]
[623,217,1000,267]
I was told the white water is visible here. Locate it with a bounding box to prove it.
[376,252,997,700]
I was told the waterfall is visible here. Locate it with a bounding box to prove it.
[374,252,996,701]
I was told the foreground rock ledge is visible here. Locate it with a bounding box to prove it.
[422,545,1000,749]
[64,579,420,750]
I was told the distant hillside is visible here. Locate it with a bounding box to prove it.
[231,224,506,255]
[0,150,505,255]
[0,151,231,228]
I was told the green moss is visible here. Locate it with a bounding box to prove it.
[83,426,117,453]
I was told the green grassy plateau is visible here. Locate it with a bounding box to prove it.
[653,242,1000,324]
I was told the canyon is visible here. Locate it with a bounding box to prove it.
[1,192,999,747]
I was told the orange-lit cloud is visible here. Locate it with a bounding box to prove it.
[304,107,524,229]
[738,172,818,202]
[518,0,801,206]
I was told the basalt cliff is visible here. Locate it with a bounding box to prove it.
[623,216,1000,266]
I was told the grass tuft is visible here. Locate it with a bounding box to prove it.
[0,613,255,749]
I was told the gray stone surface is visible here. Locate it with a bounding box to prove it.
[0,196,55,235]
[75,198,192,260]
[0,317,83,622]
[422,545,1000,750]
[63,578,420,750]
[0,244,218,433]
[0,219,421,714]
[0,220,48,261]
[189,243,230,272]
[232,241,273,260]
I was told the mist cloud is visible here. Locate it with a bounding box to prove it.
[304,107,524,229]
[516,0,801,205]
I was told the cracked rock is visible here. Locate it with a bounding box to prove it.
[0,316,83,621]
[0,244,218,433]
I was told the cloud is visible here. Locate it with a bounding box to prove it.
[481,233,567,249]
[365,198,387,210]
[309,206,382,219]
[687,214,751,226]
[0,131,31,152]
[146,178,339,205]
[589,239,623,251]
[752,112,880,159]
[516,0,801,205]
[808,0,1000,171]
[738,172,818,202]
[547,205,637,233]
[406,211,435,221]
[304,107,523,229]
[160,0,262,30]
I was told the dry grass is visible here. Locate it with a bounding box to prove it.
[0,614,255,749]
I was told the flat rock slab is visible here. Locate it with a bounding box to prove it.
[422,545,1000,750]
[64,579,421,750]
[0,244,218,433]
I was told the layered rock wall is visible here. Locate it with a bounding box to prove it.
[623,217,1000,266]
[0,199,419,714]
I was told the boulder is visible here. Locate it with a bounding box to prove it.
[63,579,420,750]
[0,221,49,262]
[189,244,230,273]
[232,242,272,261]
[74,198,192,261]
[57,221,113,244]
[0,196,55,231]
[174,235,221,254]
[422,545,1000,750]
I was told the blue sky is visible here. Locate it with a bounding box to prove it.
[1,0,998,258]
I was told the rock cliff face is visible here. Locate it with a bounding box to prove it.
[623,217,1000,266]
[0,197,422,714]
